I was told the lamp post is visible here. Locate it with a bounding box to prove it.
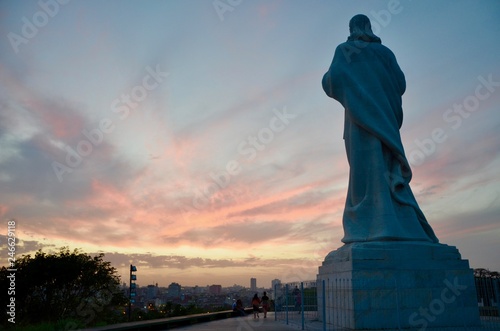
[129,264,137,321]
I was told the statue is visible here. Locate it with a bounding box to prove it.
[322,14,439,243]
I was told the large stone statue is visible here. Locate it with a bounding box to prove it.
[317,15,481,330]
[322,14,438,243]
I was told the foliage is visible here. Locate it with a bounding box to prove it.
[130,302,206,321]
[0,247,127,328]
[474,268,500,278]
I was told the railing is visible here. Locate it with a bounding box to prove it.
[476,277,500,318]
[80,308,254,331]
[275,278,500,331]
[274,281,319,330]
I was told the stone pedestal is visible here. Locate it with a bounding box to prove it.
[317,241,481,330]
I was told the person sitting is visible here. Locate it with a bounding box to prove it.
[233,299,246,316]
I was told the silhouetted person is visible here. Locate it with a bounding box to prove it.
[261,291,270,318]
[292,286,301,313]
[251,293,261,319]
[233,299,246,316]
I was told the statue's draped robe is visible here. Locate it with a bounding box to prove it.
[322,40,438,243]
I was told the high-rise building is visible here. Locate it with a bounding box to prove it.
[146,284,158,301]
[250,277,257,291]
[271,279,281,289]
[209,284,222,295]
[271,279,282,299]
[167,282,182,298]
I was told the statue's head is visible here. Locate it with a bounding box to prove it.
[348,14,381,43]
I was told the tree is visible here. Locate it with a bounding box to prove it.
[474,268,500,279]
[0,247,127,328]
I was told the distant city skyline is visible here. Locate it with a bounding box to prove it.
[125,279,284,295]
[1,1,499,287]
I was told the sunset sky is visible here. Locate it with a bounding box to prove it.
[1,0,499,288]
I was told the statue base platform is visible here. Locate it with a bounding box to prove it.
[317,241,481,330]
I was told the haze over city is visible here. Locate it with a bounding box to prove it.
[1,0,499,287]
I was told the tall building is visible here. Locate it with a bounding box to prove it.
[271,279,282,299]
[209,284,222,295]
[271,279,281,289]
[250,277,257,291]
[167,282,182,298]
[146,284,158,301]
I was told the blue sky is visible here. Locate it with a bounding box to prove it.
[0,0,499,287]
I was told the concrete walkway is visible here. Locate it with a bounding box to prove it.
[171,312,301,331]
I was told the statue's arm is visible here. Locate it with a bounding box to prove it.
[322,46,344,101]
[395,62,406,95]
[322,70,334,98]
[390,50,406,95]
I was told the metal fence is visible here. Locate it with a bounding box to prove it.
[275,278,500,331]
[274,281,319,330]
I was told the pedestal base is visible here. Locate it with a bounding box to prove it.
[317,241,481,330]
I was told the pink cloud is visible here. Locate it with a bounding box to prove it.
[257,0,282,19]
[87,179,132,211]
[0,65,87,140]
[0,204,8,217]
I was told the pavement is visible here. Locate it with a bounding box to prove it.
[170,312,304,331]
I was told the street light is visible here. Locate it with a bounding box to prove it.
[129,264,137,321]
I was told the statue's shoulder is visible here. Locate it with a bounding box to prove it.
[334,41,349,52]
[333,40,368,57]
[336,40,389,51]
[372,42,396,55]
[333,41,387,62]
